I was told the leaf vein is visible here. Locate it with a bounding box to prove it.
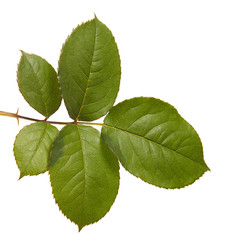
[75,22,98,120]
[103,124,204,168]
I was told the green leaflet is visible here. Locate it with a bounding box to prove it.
[0,16,210,232]
[17,52,62,118]
[101,97,209,189]
[14,122,58,178]
[49,125,119,231]
[58,17,121,121]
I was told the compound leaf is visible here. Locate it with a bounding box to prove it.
[49,125,119,231]
[58,17,121,121]
[17,51,62,118]
[101,97,209,189]
[14,122,58,178]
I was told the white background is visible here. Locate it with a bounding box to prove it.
[0,0,228,239]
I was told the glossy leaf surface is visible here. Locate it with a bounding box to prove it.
[17,52,62,117]
[58,17,121,121]
[49,125,119,230]
[102,97,209,189]
[14,122,58,178]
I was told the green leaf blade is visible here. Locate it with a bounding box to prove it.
[17,52,62,117]
[58,17,121,121]
[14,122,59,178]
[102,97,209,189]
[49,125,119,230]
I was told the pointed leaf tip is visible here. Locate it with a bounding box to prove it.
[78,225,84,232]
[18,174,23,181]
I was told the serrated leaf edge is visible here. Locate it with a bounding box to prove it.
[58,15,121,121]
[102,96,210,189]
[13,122,57,179]
[17,51,62,118]
[48,126,120,231]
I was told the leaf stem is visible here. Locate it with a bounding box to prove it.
[77,122,104,127]
[0,110,104,126]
